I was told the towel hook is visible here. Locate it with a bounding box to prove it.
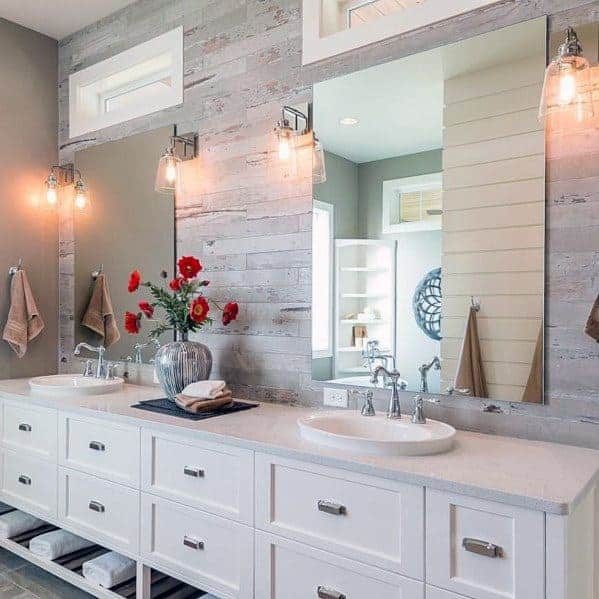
[8,258,23,276]
[91,264,104,280]
[470,296,481,312]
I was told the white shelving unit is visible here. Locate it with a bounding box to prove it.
[334,239,396,379]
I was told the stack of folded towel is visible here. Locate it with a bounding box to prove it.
[82,551,136,589]
[29,530,94,560]
[0,510,45,539]
[175,380,232,414]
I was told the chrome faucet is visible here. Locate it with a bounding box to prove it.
[362,340,396,375]
[419,356,441,393]
[349,389,376,417]
[74,343,106,378]
[132,339,161,364]
[371,366,403,419]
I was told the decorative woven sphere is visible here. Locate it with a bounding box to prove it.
[412,267,442,341]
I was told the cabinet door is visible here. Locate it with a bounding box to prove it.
[256,531,424,599]
[426,489,544,599]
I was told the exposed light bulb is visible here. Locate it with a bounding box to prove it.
[559,70,577,105]
[46,188,58,206]
[165,158,177,184]
[279,137,291,161]
[73,179,89,212]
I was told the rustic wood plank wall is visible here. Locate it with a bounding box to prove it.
[57,0,599,448]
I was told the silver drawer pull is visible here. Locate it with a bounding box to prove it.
[183,535,204,550]
[317,500,346,516]
[18,475,31,486]
[18,423,32,432]
[89,441,106,451]
[462,537,503,558]
[317,586,346,599]
[183,466,205,478]
[89,501,105,513]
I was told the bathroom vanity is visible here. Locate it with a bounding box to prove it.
[0,379,596,599]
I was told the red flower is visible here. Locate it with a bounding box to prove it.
[189,297,209,323]
[178,256,202,279]
[222,301,239,326]
[124,311,141,334]
[169,277,184,291]
[138,301,154,318]
[128,270,141,293]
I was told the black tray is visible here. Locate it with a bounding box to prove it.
[131,397,258,421]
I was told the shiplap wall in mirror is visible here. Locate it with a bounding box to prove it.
[311,18,546,403]
[58,0,599,449]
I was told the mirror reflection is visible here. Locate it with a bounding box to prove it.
[74,126,175,364]
[311,18,546,403]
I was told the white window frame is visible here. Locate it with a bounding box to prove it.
[312,200,335,359]
[302,0,503,65]
[382,172,442,234]
[69,27,183,138]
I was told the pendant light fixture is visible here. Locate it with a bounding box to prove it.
[274,105,327,183]
[43,164,90,212]
[155,128,198,194]
[539,27,594,122]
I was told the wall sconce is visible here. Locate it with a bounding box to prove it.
[44,164,90,212]
[274,105,327,183]
[539,27,594,122]
[155,128,198,194]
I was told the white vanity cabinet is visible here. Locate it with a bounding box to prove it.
[0,396,595,599]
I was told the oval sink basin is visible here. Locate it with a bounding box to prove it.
[29,375,124,397]
[298,411,456,456]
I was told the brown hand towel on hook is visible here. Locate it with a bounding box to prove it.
[454,306,488,398]
[2,270,45,358]
[81,274,121,347]
[585,293,599,342]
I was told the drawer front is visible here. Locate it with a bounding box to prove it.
[2,402,57,460]
[1,450,57,519]
[141,429,253,524]
[426,490,544,599]
[58,467,139,555]
[255,453,424,579]
[59,414,140,487]
[256,531,424,599]
[140,494,253,599]
[426,587,470,599]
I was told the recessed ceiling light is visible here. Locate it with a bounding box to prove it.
[339,117,359,126]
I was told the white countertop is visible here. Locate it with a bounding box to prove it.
[0,378,597,515]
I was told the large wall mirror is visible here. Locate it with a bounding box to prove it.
[311,17,546,404]
[74,126,175,364]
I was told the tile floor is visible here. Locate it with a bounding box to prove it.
[0,548,91,598]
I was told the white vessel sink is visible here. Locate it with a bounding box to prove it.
[29,375,124,397]
[298,411,456,456]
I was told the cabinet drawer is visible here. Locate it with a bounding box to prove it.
[59,414,140,487]
[255,453,424,579]
[141,429,253,523]
[2,402,57,460]
[256,531,424,599]
[58,468,139,555]
[426,490,544,599]
[140,494,253,599]
[426,587,470,599]
[1,449,57,519]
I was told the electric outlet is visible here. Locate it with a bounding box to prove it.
[323,387,348,408]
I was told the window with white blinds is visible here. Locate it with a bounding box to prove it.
[348,0,429,29]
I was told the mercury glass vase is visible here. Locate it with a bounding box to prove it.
[154,332,212,401]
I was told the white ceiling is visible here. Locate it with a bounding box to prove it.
[314,17,546,164]
[0,0,138,39]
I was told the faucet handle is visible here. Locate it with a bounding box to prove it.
[83,360,94,377]
[105,362,116,380]
[361,390,376,417]
[412,395,426,424]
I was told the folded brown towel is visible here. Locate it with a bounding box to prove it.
[522,325,543,403]
[175,392,233,413]
[454,307,488,398]
[2,270,44,358]
[585,293,599,342]
[82,274,120,347]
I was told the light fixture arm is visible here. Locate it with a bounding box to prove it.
[558,26,583,59]
[281,106,310,135]
[169,126,198,160]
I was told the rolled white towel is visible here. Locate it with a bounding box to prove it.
[82,551,136,589]
[29,530,94,560]
[182,380,226,399]
[0,510,45,539]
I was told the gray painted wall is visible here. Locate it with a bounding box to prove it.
[57,0,599,449]
[0,19,58,379]
[358,149,442,238]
